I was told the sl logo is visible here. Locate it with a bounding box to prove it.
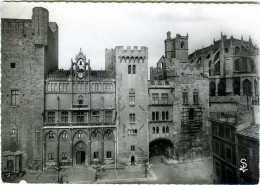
[239,158,248,173]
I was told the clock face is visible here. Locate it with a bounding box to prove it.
[78,72,84,79]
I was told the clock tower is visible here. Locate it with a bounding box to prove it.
[71,48,91,80]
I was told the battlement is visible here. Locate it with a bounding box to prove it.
[1,18,32,35]
[115,46,148,55]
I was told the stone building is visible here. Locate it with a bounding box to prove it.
[149,32,210,161]
[1,7,58,172]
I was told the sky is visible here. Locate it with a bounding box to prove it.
[2,2,260,70]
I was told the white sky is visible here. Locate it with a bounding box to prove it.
[2,3,260,70]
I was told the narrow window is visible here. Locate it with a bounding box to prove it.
[166,111,169,120]
[182,91,188,105]
[152,112,155,121]
[128,65,131,74]
[243,79,251,96]
[162,111,165,120]
[133,65,136,74]
[48,112,55,123]
[129,113,135,123]
[166,126,169,133]
[129,91,135,106]
[61,111,68,123]
[11,90,19,106]
[156,112,159,121]
[131,145,135,151]
[156,126,159,134]
[193,90,199,104]
[105,111,112,123]
[78,131,83,138]
[77,111,84,122]
[78,95,83,105]
[92,111,100,122]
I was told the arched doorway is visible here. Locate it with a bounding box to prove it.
[74,141,87,165]
[149,139,174,158]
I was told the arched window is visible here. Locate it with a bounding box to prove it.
[218,80,226,96]
[214,61,220,74]
[78,95,83,105]
[105,131,113,139]
[189,109,194,122]
[152,112,155,121]
[55,83,58,92]
[162,111,165,120]
[166,111,169,120]
[51,84,54,92]
[181,41,185,48]
[129,89,135,106]
[78,131,83,138]
[133,65,136,74]
[49,132,54,139]
[156,126,159,134]
[235,46,240,54]
[166,126,169,133]
[162,126,165,133]
[233,80,240,96]
[243,79,252,96]
[47,83,51,92]
[152,127,155,134]
[254,79,258,96]
[210,82,216,96]
[156,112,159,121]
[128,65,131,74]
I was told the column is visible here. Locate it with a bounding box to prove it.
[240,77,243,95]
[215,78,219,96]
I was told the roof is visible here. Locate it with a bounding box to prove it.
[47,70,71,79]
[237,124,259,140]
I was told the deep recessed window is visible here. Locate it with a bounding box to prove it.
[48,112,55,123]
[10,63,16,68]
[106,151,112,159]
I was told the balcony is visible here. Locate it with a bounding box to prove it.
[43,121,116,127]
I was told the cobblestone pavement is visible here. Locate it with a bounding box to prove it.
[12,156,212,184]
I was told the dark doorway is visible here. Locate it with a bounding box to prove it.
[149,139,174,158]
[76,151,85,164]
[218,80,226,96]
[131,156,135,165]
[189,109,195,122]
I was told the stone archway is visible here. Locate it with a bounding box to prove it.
[74,141,87,165]
[149,138,174,158]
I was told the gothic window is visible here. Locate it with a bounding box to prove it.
[103,83,107,92]
[156,126,159,134]
[181,41,185,48]
[51,84,54,92]
[11,90,19,106]
[193,90,199,104]
[233,80,240,96]
[98,83,102,92]
[234,46,240,54]
[105,131,113,139]
[128,65,131,74]
[156,111,159,121]
[182,91,188,105]
[92,111,100,122]
[152,112,155,121]
[210,82,216,96]
[161,93,168,104]
[77,111,84,122]
[243,79,252,96]
[62,132,68,139]
[162,126,165,133]
[95,83,98,92]
[218,80,226,96]
[105,111,112,123]
[152,93,159,104]
[166,126,169,133]
[129,89,135,106]
[78,131,83,138]
[92,130,100,139]
[133,65,136,74]
[129,113,135,123]
[48,112,55,123]
[49,132,55,139]
[78,95,83,105]
[55,83,58,92]
[61,111,68,122]
[166,111,169,120]
[47,83,51,92]
[189,109,195,122]
[162,111,165,120]
[214,61,220,74]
